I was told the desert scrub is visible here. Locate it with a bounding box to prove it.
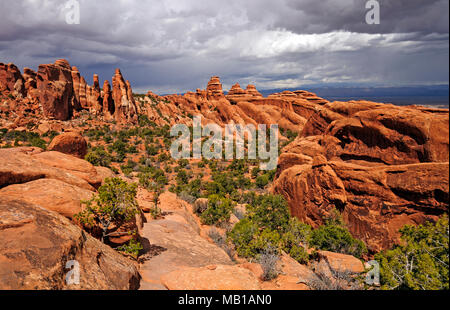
[228,194,366,265]
[2,130,47,149]
[258,244,280,281]
[116,239,143,260]
[200,195,234,226]
[178,191,196,204]
[208,227,235,259]
[281,218,312,264]
[255,174,269,189]
[227,218,259,258]
[246,194,290,231]
[85,147,113,167]
[75,178,139,244]
[309,210,367,258]
[375,215,449,290]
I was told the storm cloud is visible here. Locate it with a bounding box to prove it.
[0,0,448,93]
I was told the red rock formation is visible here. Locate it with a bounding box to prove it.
[102,80,114,119]
[0,62,25,97]
[22,67,37,91]
[36,59,75,120]
[2,60,140,123]
[246,84,262,97]
[71,68,103,113]
[273,101,449,252]
[111,69,138,123]
[206,76,224,99]
[90,74,102,113]
[70,66,82,110]
[228,83,246,96]
[226,83,262,103]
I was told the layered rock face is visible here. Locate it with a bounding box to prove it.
[206,76,224,99]
[0,59,137,123]
[273,101,449,252]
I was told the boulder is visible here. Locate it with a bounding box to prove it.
[0,148,113,192]
[0,147,94,191]
[32,151,103,189]
[48,132,88,159]
[0,197,140,290]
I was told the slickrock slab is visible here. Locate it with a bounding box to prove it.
[161,264,260,290]
[139,192,232,290]
[0,178,93,220]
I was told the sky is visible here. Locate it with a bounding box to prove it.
[0,0,448,94]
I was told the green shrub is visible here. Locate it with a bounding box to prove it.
[178,158,189,168]
[116,239,143,259]
[200,195,234,226]
[310,221,367,258]
[281,218,312,264]
[30,136,47,149]
[375,215,449,290]
[247,194,290,232]
[146,144,158,156]
[176,169,190,184]
[288,244,309,264]
[228,218,259,257]
[75,178,139,243]
[255,175,269,188]
[85,148,112,167]
[251,229,282,255]
[251,167,260,178]
[138,115,151,127]
[157,152,169,162]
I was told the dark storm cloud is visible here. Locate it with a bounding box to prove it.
[277,0,449,34]
[0,0,448,93]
